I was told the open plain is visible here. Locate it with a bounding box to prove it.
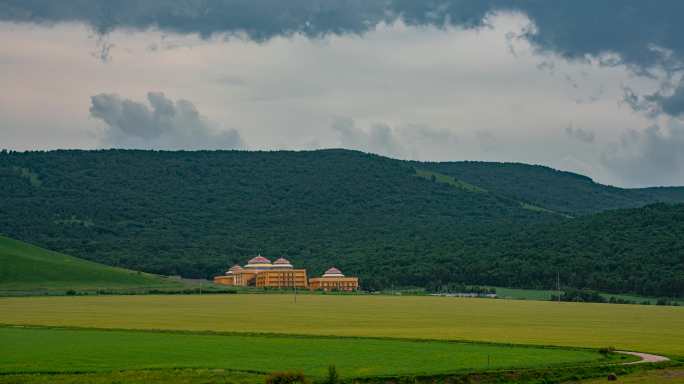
[1,294,682,357]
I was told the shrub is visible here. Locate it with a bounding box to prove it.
[326,365,339,384]
[598,346,616,355]
[265,371,308,384]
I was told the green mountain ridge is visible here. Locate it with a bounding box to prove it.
[0,149,682,297]
[418,161,684,215]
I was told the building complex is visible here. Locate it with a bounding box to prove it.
[213,255,359,291]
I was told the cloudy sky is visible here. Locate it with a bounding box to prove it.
[1,1,684,187]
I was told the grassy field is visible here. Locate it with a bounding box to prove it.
[0,327,609,377]
[0,369,265,384]
[492,286,557,301]
[1,294,682,356]
[0,235,180,291]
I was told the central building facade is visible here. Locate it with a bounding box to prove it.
[215,255,308,289]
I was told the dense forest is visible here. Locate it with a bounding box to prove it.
[0,149,682,297]
[419,161,684,215]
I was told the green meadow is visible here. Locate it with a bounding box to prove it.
[0,370,265,384]
[1,294,683,356]
[0,327,608,377]
[0,235,179,291]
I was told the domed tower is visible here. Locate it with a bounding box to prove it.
[272,257,294,269]
[225,265,243,275]
[214,264,243,286]
[244,255,272,270]
[322,267,344,277]
[309,267,358,292]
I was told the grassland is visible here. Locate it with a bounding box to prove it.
[1,295,682,356]
[0,327,609,377]
[0,370,265,384]
[0,235,181,292]
[414,168,487,193]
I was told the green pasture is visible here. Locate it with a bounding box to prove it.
[0,370,264,384]
[1,294,682,356]
[0,327,607,377]
[0,235,179,291]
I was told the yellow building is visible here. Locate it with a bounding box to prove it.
[213,256,309,289]
[308,267,359,291]
[213,264,242,286]
[256,258,308,288]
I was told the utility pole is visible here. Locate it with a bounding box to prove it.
[294,271,298,304]
[556,271,560,303]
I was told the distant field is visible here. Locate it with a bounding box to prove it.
[0,327,607,377]
[0,236,180,291]
[492,286,556,300]
[1,295,682,356]
[492,286,683,305]
[0,370,264,384]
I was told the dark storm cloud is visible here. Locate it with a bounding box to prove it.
[0,0,390,39]
[647,82,684,118]
[514,1,684,75]
[90,92,244,150]
[3,0,683,70]
[622,81,684,118]
[4,2,683,89]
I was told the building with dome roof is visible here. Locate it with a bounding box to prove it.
[212,264,243,285]
[244,255,273,269]
[214,256,308,289]
[214,257,358,291]
[309,267,359,291]
[272,257,294,268]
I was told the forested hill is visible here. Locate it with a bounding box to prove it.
[0,149,682,297]
[419,161,684,215]
[464,203,684,297]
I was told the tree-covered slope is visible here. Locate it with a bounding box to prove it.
[457,203,684,297]
[420,161,684,215]
[0,149,555,284]
[0,149,682,297]
[0,235,178,291]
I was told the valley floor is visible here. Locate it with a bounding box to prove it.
[0,294,681,384]
[1,294,682,355]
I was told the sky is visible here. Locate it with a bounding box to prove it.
[1,1,684,188]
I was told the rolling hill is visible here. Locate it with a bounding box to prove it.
[455,203,684,297]
[0,149,682,296]
[0,235,179,291]
[419,161,684,215]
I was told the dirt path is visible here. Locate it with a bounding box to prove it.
[617,350,670,364]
